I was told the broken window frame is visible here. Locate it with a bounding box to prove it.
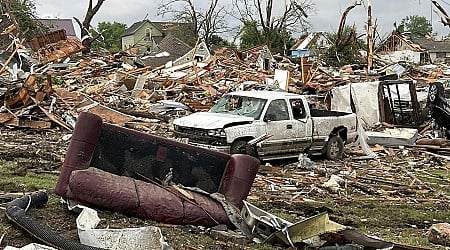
[378,80,421,127]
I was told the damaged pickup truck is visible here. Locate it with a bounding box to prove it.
[173,91,358,160]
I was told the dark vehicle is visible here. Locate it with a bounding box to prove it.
[428,80,450,138]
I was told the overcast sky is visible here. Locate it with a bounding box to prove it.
[34,0,450,41]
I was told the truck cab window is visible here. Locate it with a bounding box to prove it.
[265,99,289,121]
[291,99,306,119]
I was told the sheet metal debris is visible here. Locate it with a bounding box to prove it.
[4,243,57,250]
[74,205,171,250]
[241,201,345,247]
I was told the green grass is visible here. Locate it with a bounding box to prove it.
[329,200,450,249]
[0,160,58,192]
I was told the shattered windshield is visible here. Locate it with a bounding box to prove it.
[209,95,267,119]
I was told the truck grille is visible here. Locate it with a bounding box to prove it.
[174,126,227,146]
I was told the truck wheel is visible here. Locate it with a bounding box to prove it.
[230,140,257,157]
[428,82,444,105]
[324,136,344,160]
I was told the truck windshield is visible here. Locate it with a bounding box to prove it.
[209,95,267,119]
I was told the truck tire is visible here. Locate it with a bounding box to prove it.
[324,136,344,160]
[230,140,257,157]
[428,82,444,105]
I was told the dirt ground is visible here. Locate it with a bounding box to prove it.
[1,125,450,249]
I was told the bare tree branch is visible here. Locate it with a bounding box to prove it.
[158,0,230,46]
[75,0,106,53]
[336,1,361,48]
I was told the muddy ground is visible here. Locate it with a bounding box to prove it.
[0,126,450,249]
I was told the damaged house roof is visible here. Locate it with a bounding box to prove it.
[377,31,450,53]
[407,33,450,53]
[376,31,450,64]
[377,32,426,53]
[139,33,192,67]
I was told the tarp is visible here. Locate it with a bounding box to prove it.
[330,81,380,128]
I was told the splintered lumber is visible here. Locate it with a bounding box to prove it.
[0,38,25,75]
[3,117,51,129]
[406,144,450,152]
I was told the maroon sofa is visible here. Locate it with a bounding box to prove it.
[55,112,260,227]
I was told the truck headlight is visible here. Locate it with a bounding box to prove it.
[208,128,226,137]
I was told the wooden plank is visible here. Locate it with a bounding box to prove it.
[3,117,51,129]
[0,113,14,123]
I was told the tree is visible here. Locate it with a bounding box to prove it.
[158,0,231,47]
[90,21,127,53]
[74,0,106,54]
[321,25,365,66]
[239,20,295,54]
[239,21,262,49]
[397,15,432,36]
[209,34,233,47]
[233,0,313,55]
[0,0,47,39]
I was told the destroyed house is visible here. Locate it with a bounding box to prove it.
[290,32,330,58]
[241,45,274,71]
[139,33,192,67]
[377,31,450,64]
[121,20,184,55]
[174,40,211,65]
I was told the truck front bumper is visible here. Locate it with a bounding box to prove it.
[188,142,231,154]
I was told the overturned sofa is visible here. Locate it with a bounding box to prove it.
[55,112,260,227]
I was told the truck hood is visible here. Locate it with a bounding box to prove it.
[173,112,254,129]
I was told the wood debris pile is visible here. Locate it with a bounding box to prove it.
[249,147,450,205]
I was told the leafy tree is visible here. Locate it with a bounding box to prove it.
[233,0,313,55]
[321,25,365,66]
[209,34,233,47]
[90,21,127,53]
[0,0,47,39]
[398,15,432,36]
[239,21,262,49]
[239,20,295,54]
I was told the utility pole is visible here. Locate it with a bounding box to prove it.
[367,0,374,74]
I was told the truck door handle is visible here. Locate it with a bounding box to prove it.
[287,124,293,129]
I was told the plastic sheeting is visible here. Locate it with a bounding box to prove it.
[356,120,378,159]
[330,81,380,128]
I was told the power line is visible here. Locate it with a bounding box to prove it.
[438,0,450,6]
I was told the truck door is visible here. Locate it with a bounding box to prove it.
[289,99,313,149]
[261,99,297,155]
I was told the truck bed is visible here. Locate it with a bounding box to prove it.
[310,108,352,117]
[311,109,358,142]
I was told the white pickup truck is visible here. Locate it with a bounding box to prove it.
[173,91,358,161]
